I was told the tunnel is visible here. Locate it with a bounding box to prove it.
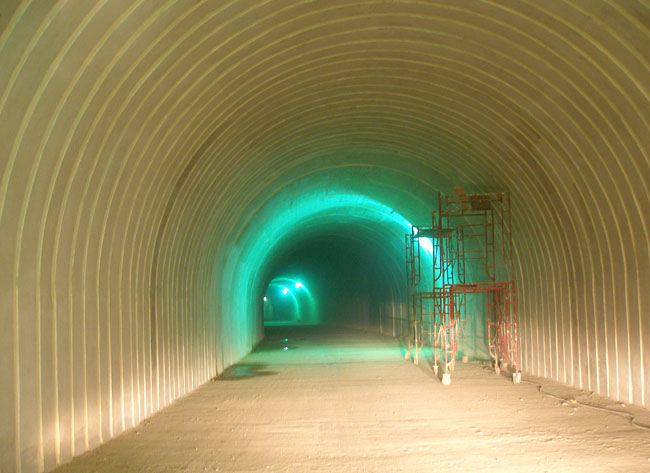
[1,1,649,472]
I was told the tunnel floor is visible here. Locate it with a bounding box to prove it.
[54,326,650,473]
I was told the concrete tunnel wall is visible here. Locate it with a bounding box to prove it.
[0,1,648,472]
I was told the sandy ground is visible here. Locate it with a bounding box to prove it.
[53,326,650,473]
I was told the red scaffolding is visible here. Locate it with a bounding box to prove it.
[404,225,432,365]
[405,187,521,385]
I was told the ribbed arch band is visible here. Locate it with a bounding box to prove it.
[0,2,648,472]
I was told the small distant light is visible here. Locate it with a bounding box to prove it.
[295,282,304,289]
[283,338,288,342]
[263,297,267,302]
[283,346,289,351]
[282,287,289,295]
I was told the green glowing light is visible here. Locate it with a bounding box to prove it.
[264,276,318,325]
[418,237,433,255]
[220,183,434,334]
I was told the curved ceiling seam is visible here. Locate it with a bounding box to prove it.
[128,59,480,203]
[97,82,207,433]
[2,4,115,464]
[6,4,116,468]
[506,0,650,116]
[550,0,649,100]
[3,2,644,243]
[116,146,176,417]
[509,228,541,376]
[43,2,137,457]
[171,227,193,400]
[402,1,650,157]
[156,208,182,404]
[133,224,154,417]
[518,198,571,383]
[117,31,644,308]
[158,185,218,367]
[76,59,195,443]
[4,0,148,272]
[129,216,152,419]
[0,1,65,130]
[604,0,650,41]
[172,60,644,260]
[29,0,256,328]
[219,39,644,221]
[32,6,195,412]
[185,121,484,242]
[42,0,232,283]
[175,104,477,202]
[165,191,211,400]
[514,229,556,379]
[210,95,596,262]
[478,0,650,151]
[175,41,640,245]
[504,191,568,382]
[202,81,632,322]
[0,0,31,53]
[41,1,187,357]
[162,83,596,342]
[222,119,485,194]
[0,2,67,224]
[68,3,319,299]
[85,0,244,321]
[101,3,636,216]
[93,85,238,406]
[186,124,576,324]
[180,23,644,184]
[196,49,644,236]
[152,37,576,179]
[187,86,512,195]
[87,0,341,182]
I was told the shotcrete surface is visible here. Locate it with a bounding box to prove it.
[53,326,650,473]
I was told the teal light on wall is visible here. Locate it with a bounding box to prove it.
[217,184,427,336]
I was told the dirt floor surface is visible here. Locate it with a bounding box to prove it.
[53,326,650,473]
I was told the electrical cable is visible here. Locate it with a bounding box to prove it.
[478,363,650,432]
[519,378,650,433]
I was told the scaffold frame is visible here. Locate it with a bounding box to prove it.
[404,186,521,385]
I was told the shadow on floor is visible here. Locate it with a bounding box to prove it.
[216,362,278,380]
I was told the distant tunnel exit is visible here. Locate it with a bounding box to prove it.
[264,277,318,326]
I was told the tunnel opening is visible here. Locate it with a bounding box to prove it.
[1,2,649,471]
[258,231,405,334]
[263,276,317,326]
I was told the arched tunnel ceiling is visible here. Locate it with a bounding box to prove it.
[0,2,648,471]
